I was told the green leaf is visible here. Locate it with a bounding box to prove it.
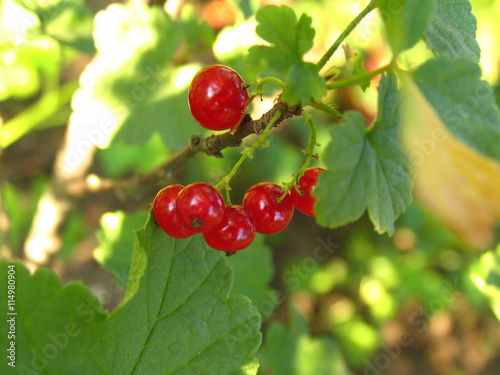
[469,244,500,320]
[94,210,149,289]
[112,65,200,148]
[412,56,500,160]
[15,0,95,54]
[254,6,314,64]
[71,3,201,151]
[96,211,276,316]
[177,6,215,52]
[227,234,275,318]
[315,113,367,229]
[0,262,106,375]
[315,74,412,235]
[97,134,171,178]
[247,5,325,106]
[425,0,480,61]
[0,11,73,107]
[376,0,436,56]
[373,70,400,129]
[0,217,261,374]
[281,62,327,107]
[94,212,276,319]
[258,306,351,375]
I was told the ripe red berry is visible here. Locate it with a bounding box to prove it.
[176,182,225,233]
[203,206,256,252]
[242,182,294,235]
[188,65,249,131]
[290,167,325,217]
[152,185,196,239]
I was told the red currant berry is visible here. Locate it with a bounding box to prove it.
[242,182,294,235]
[176,182,225,233]
[152,185,196,239]
[203,206,256,252]
[290,167,325,217]
[188,65,249,131]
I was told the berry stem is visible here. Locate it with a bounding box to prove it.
[247,76,287,102]
[325,64,391,90]
[64,101,301,199]
[224,187,233,206]
[300,113,318,174]
[279,112,318,199]
[316,0,376,71]
[310,100,343,120]
[215,109,283,192]
[247,76,287,89]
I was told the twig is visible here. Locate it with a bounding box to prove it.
[66,100,302,199]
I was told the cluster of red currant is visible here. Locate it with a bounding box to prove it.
[152,167,324,255]
[152,64,324,254]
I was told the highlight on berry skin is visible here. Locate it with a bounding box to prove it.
[188,65,249,131]
[175,182,226,233]
[152,170,326,254]
[152,185,196,239]
[243,182,294,235]
[203,205,256,252]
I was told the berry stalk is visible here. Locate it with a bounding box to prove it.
[325,64,392,90]
[247,76,287,102]
[280,112,318,199]
[310,101,343,120]
[316,0,377,71]
[215,109,283,192]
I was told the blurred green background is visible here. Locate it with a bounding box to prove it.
[1,0,499,374]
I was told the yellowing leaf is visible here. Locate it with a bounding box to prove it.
[401,75,500,248]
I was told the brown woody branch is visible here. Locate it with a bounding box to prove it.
[66,101,302,199]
